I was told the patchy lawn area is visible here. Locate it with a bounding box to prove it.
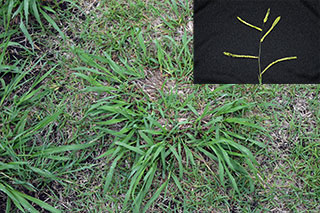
[0,0,319,212]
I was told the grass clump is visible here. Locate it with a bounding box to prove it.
[73,48,266,211]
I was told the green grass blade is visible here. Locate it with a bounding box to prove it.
[103,152,125,193]
[134,163,157,212]
[224,117,265,131]
[16,190,61,213]
[6,0,15,29]
[5,184,39,213]
[0,37,10,64]
[0,183,25,212]
[137,31,147,56]
[39,8,65,39]
[169,145,183,179]
[225,167,240,194]
[222,138,258,165]
[6,196,12,213]
[29,167,56,179]
[218,144,235,171]
[171,173,184,195]
[142,175,169,213]
[138,130,153,146]
[19,20,34,50]
[218,158,225,188]
[31,0,42,27]
[187,145,196,166]
[115,141,145,155]
[32,142,97,156]
[13,108,63,142]
[24,0,29,25]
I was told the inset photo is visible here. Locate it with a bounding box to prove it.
[194,0,320,84]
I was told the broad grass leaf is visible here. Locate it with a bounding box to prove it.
[0,162,25,171]
[24,0,29,25]
[1,183,39,213]
[32,142,96,156]
[124,167,146,207]
[138,130,153,146]
[171,173,184,195]
[134,163,157,212]
[39,8,65,39]
[19,21,34,50]
[169,145,183,179]
[29,167,56,179]
[6,0,15,28]
[16,190,61,213]
[224,117,265,131]
[72,67,110,77]
[115,141,145,155]
[96,118,127,125]
[187,104,199,116]
[31,0,42,27]
[81,86,117,93]
[0,39,10,64]
[12,3,23,19]
[142,176,169,213]
[12,194,38,213]
[0,183,25,212]
[222,138,258,165]
[13,108,63,143]
[218,158,225,188]
[197,147,218,161]
[137,31,147,56]
[211,84,235,94]
[151,143,165,162]
[103,152,124,193]
[183,144,195,166]
[218,144,235,171]
[225,131,266,148]
[95,147,118,160]
[225,167,240,194]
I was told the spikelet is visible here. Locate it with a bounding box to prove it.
[223,52,258,59]
[261,16,281,42]
[263,8,271,23]
[237,17,262,32]
[261,56,298,75]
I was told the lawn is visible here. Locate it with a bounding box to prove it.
[0,0,319,212]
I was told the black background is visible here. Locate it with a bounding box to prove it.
[194,0,320,84]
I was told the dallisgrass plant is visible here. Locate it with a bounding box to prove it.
[223,8,297,84]
[0,0,65,50]
[73,49,267,211]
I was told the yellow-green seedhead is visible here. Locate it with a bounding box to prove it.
[223,8,297,84]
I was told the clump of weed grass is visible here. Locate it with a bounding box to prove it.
[74,49,267,211]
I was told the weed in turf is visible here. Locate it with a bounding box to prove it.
[2,0,320,211]
[73,47,267,211]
